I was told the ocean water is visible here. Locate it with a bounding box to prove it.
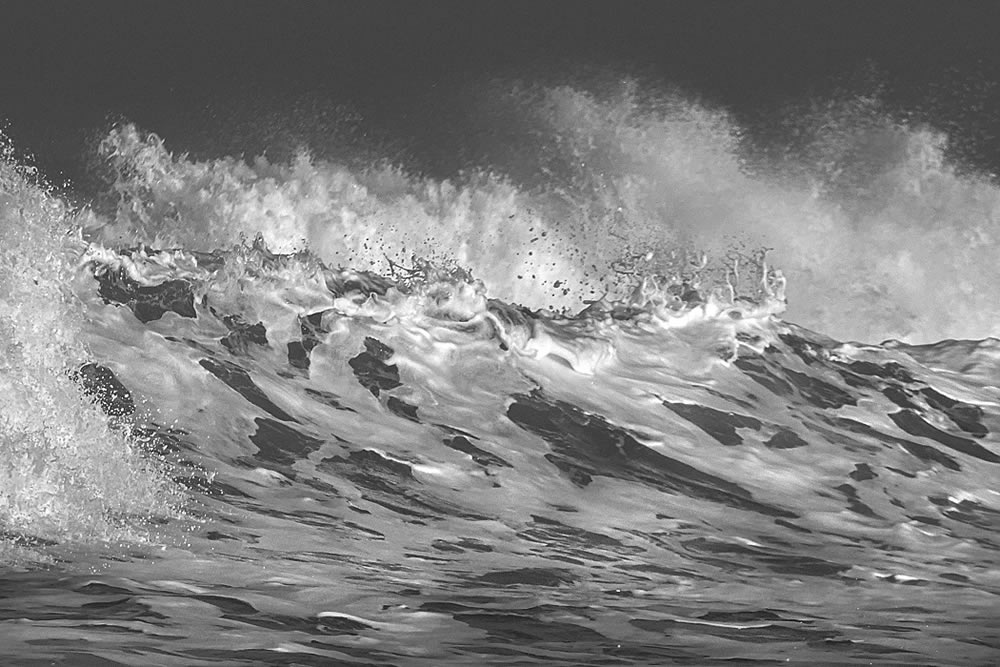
[1,84,999,665]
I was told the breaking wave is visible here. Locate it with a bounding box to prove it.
[0,80,998,664]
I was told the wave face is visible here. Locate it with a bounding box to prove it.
[1,83,1000,665]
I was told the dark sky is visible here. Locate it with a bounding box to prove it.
[2,1,999,182]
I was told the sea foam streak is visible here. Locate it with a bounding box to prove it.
[0,84,999,665]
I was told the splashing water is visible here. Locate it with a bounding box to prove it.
[0,80,998,665]
[0,144,184,562]
[466,83,1000,343]
[89,84,1000,343]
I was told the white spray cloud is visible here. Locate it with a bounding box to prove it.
[90,82,1000,344]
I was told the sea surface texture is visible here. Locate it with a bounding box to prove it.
[1,87,999,665]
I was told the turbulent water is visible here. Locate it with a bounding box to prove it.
[1,85,999,665]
